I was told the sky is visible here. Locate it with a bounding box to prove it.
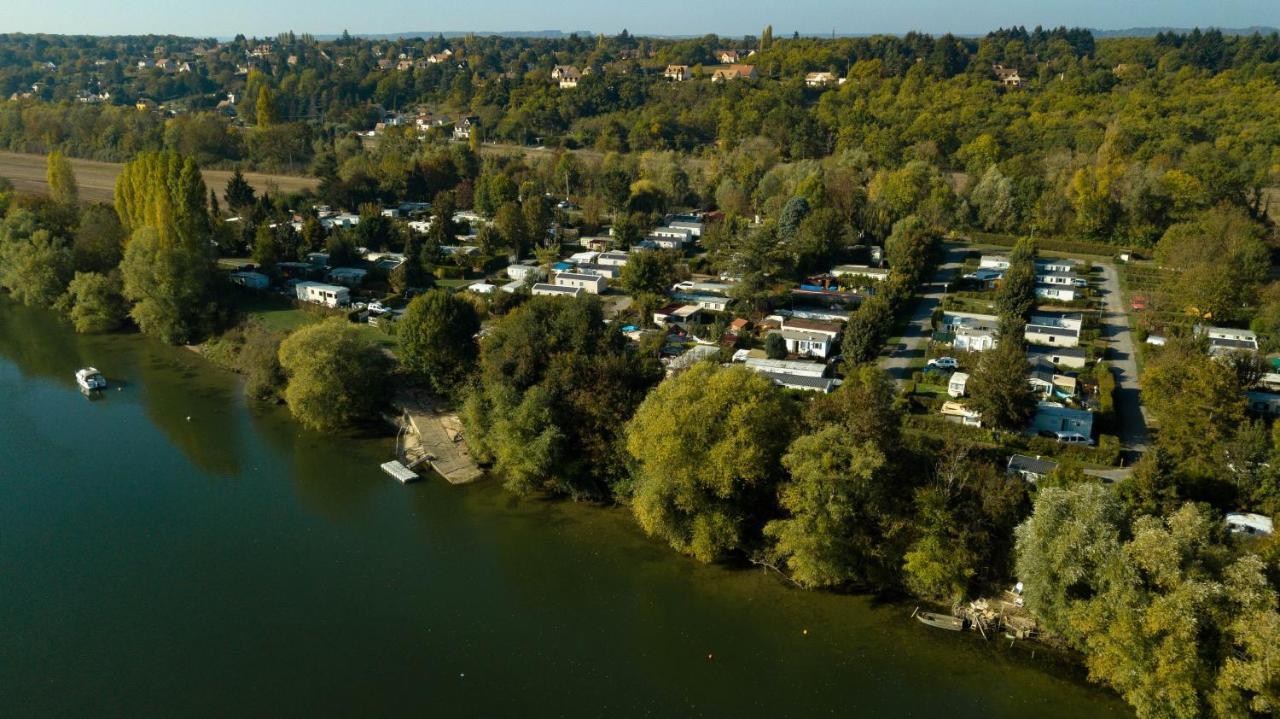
[6,0,1279,38]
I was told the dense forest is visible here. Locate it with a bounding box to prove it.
[0,27,1277,248]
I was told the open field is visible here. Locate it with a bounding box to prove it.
[0,151,319,204]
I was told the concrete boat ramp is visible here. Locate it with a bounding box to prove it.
[384,391,484,485]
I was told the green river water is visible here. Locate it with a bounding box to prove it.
[0,300,1130,717]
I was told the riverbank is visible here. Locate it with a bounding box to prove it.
[0,297,1132,717]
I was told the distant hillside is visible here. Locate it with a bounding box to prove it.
[316,30,595,40]
[319,27,1280,41]
[1092,26,1279,38]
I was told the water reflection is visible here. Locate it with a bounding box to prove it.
[0,299,242,475]
[0,299,89,387]
[128,340,243,475]
[247,400,385,521]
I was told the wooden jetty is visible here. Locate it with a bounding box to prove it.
[390,391,483,485]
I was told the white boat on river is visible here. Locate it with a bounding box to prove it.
[75,367,107,392]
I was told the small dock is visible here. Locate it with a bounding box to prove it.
[380,460,420,484]
[388,391,483,485]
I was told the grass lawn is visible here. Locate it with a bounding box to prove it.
[230,290,346,332]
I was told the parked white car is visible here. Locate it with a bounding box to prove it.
[927,357,959,370]
[1054,431,1094,446]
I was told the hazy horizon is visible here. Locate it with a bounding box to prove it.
[7,0,1280,39]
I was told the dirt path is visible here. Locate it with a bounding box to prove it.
[0,151,318,204]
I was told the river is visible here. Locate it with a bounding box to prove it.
[0,300,1130,717]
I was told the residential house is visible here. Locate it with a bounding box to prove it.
[427,50,454,64]
[532,283,583,298]
[596,250,629,267]
[579,236,617,252]
[155,58,177,72]
[505,264,544,283]
[295,281,349,307]
[805,71,838,87]
[672,293,730,312]
[575,262,621,280]
[1038,258,1081,274]
[771,317,842,359]
[742,357,835,393]
[711,65,757,82]
[1026,313,1083,348]
[948,372,970,398]
[453,116,479,140]
[1031,401,1093,437]
[551,65,581,88]
[756,371,836,393]
[667,220,704,238]
[468,282,497,294]
[832,264,890,282]
[993,63,1023,88]
[1007,455,1057,483]
[327,267,368,287]
[652,226,694,243]
[654,303,703,326]
[717,50,742,64]
[554,272,606,294]
[1027,345,1088,370]
[742,357,828,379]
[941,311,1000,352]
[1035,284,1077,302]
[663,65,691,81]
[646,234,686,251]
[941,401,982,427]
[771,329,835,359]
[1199,325,1259,356]
[1036,272,1078,286]
[1028,360,1078,400]
[979,255,1010,270]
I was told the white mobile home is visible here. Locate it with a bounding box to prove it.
[554,272,607,294]
[295,281,350,308]
[532,283,583,298]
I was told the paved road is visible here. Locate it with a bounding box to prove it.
[880,244,969,383]
[1095,263,1151,453]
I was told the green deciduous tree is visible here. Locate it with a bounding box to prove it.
[619,249,677,296]
[46,150,78,206]
[64,271,126,333]
[841,294,893,366]
[119,226,214,344]
[0,229,73,306]
[626,363,798,562]
[1141,339,1247,476]
[463,296,660,498]
[72,204,124,273]
[1014,483,1125,641]
[398,289,481,395]
[967,339,1036,431]
[277,318,392,432]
